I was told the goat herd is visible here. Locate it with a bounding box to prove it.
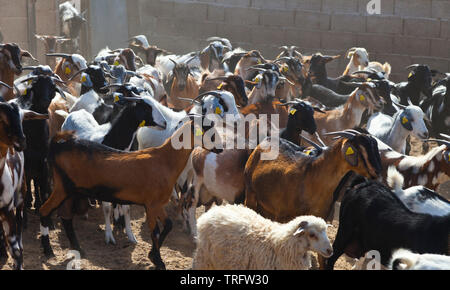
[0,5,449,272]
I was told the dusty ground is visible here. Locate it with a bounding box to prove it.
[0,137,448,270]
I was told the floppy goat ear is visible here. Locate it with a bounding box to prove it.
[342,140,358,167]
[22,110,49,121]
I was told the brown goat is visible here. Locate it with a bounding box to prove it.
[244,130,382,223]
[166,58,199,111]
[39,118,220,269]
[234,50,266,81]
[35,35,71,69]
[199,73,248,107]
[0,43,37,100]
[47,53,87,95]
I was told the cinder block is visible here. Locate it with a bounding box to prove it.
[410,56,449,73]
[224,7,259,26]
[432,0,450,20]
[140,0,174,18]
[322,0,358,13]
[252,0,286,10]
[358,0,394,15]
[0,0,27,18]
[331,13,366,33]
[395,0,432,18]
[259,9,295,27]
[366,15,403,34]
[321,31,357,50]
[356,33,394,54]
[285,29,321,49]
[173,18,217,39]
[430,39,449,58]
[140,16,158,35]
[404,18,440,38]
[208,5,225,22]
[251,27,285,46]
[215,0,251,7]
[294,11,331,31]
[174,2,208,20]
[392,36,431,56]
[154,17,180,37]
[285,0,322,11]
[216,24,253,43]
[441,20,450,39]
[0,17,28,43]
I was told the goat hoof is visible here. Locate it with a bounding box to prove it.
[127,234,137,244]
[44,248,55,258]
[105,236,116,245]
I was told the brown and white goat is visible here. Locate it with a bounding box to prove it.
[39,117,220,269]
[46,53,88,95]
[0,43,37,100]
[244,130,382,223]
[0,101,48,269]
[199,73,248,107]
[343,47,391,79]
[379,139,449,191]
[306,82,384,144]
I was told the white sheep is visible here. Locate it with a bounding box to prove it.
[389,248,450,270]
[192,204,333,270]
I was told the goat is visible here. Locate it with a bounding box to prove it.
[164,57,199,110]
[234,50,266,82]
[343,47,392,79]
[0,100,48,269]
[35,35,71,69]
[222,48,247,73]
[130,65,166,101]
[0,43,37,100]
[378,135,449,191]
[367,103,428,154]
[387,166,450,216]
[199,37,232,72]
[39,116,221,269]
[392,64,437,106]
[325,175,450,269]
[59,1,87,53]
[184,99,323,236]
[192,204,333,270]
[274,57,305,101]
[46,53,88,95]
[199,73,248,107]
[389,249,450,270]
[245,129,382,223]
[306,82,384,144]
[276,46,303,60]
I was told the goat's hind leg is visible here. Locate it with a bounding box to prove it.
[145,207,169,270]
[0,209,23,270]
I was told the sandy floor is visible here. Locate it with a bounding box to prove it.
[0,137,448,270]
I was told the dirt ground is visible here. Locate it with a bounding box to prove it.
[0,137,448,270]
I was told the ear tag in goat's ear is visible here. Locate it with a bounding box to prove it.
[408,72,413,79]
[215,106,222,115]
[346,146,354,156]
[217,83,223,90]
[254,76,260,83]
[282,65,289,73]
[367,78,372,81]
[290,109,297,115]
[402,116,409,124]
[195,128,204,137]
[27,80,32,85]
[359,94,365,101]
[22,88,27,96]
[114,60,120,66]
[81,74,87,83]
[139,120,146,128]
[305,150,312,156]
[114,94,120,103]
[65,67,71,75]
[257,59,262,65]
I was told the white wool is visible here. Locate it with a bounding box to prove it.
[192,204,332,270]
[389,249,450,270]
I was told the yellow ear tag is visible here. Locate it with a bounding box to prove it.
[22,88,27,96]
[27,80,32,85]
[81,75,87,83]
[114,60,120,66]
[359,94,365,101]
[290,109,297,115]
[282,66,289,73]
[408,72,413,78]
[65,67,71,75]
[305,150,312,156]
[254,76,260,83]
[346,147,354,156]
[367,78,372,81]
[114,94,120,103]
[402,116,408,124]
[215,107,222,115]
[217,83,223,90]
[139,120,146,128]
[257,59,262,65]
[195,128,204,137]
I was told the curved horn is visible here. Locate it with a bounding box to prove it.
[46,53,72,58]
[392,100,407,110]
[405,64,420,70]
[185,55,197,65]
[22,66,39,71]
[178,97,201,105]
[440,133,450,140]
[279,76,295,86]
[68,68,88,81]
[50,77,66,85]
[324,130,357,139]
[194,91,222,101]
[276,101,299,107]
[0,81,12,89]
[274,57,292,63]
[247,67,267,73]
[424,138,450,147]
[300,135,325,151]
[169,58,178,66]
[18,76,38,84]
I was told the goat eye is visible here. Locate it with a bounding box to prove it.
[309,234,316,239]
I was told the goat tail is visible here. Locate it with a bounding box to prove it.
[387,166,404,194]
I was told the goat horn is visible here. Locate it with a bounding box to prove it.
[315,133,327,147]
[274,57,292,63]
[324,131,356,139]
[178,97,201,105]
[68,68,88,81]
[300,135,324,151]
[424,138,450,147]
[194,91,222,101]
[46,53,72,58]
[405,64,420,70]
[277,101,299,107]
[440,134,450,140]
[101,84,124,90]
[56,86,67,100]
[19,76,38,84]
[169,58,178,66]
[392,101,407,110]
[279,76,295,86]
[279,46,289,50]
[22,66,38,71]
[0,81,12,89]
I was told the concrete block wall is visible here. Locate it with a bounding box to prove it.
[0,0,59,65]
[129,0,450,82]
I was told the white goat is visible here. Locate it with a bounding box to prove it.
[389,249,450,270]
[344,47,391,79]
[192,204,333,270]
[367,105,428,154]
[387,166,450,216]
[129,65,165,101]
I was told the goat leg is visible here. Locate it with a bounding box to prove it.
[40,216,54,258]
[0,209,23,270]
[61,218,84,257]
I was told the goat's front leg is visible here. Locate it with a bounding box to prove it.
[0,208,23,270]
[146,207,166,270]
[40,215,54,258]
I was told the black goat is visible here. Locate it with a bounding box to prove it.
[325,175,450,269]
[392,64,438,106]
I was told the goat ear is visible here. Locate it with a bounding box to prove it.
[399,111,413,131]
[22,110,49,121]
[323,55,340,63]
[342,141,358,167]
[443,150,450,163]
[294,220,309,236]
